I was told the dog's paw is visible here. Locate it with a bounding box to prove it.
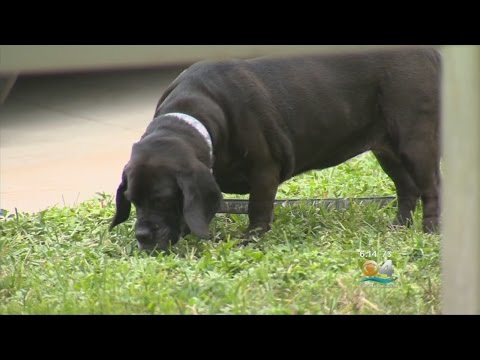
[247,224,270,236]
[423,218,440,234]
[388,223,407,232]
[239,236,260,247]
[238,225,270,246]
[388,216,414,231]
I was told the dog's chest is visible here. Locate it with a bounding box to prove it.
[212,155,250,194]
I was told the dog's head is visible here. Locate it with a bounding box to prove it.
[109,136,222,251]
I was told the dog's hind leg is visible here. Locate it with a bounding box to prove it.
[397,131,441,233]
[373,150,421,228]
[381,105,440,233]
[378,64,441,233]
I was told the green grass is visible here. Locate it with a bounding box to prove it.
[0,152,440,314]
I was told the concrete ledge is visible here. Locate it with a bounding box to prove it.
[0,45,423,75]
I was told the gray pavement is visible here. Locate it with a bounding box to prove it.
[0,66,184,213]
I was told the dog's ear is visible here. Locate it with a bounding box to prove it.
[110,169,131,230]
[177,164,222,239]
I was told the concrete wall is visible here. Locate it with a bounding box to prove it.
[0,45,419,74]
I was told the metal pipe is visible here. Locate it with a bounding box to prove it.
[218,196,396,214]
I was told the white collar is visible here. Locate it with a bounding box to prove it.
[159,112,213,163]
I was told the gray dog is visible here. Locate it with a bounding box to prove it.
[110,48,441,251]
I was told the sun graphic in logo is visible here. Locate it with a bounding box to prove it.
[362,260,379,277]
[359,259,396,284]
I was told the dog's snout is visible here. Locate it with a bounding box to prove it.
[135,223,179,252]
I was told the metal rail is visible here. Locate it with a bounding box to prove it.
[218,196,396,214]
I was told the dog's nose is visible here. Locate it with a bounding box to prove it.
[137,242,161,252]
[135,228,153,244]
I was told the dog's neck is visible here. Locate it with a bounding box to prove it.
[155,112,213,166]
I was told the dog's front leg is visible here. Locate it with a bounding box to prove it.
[246,164,280,237]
